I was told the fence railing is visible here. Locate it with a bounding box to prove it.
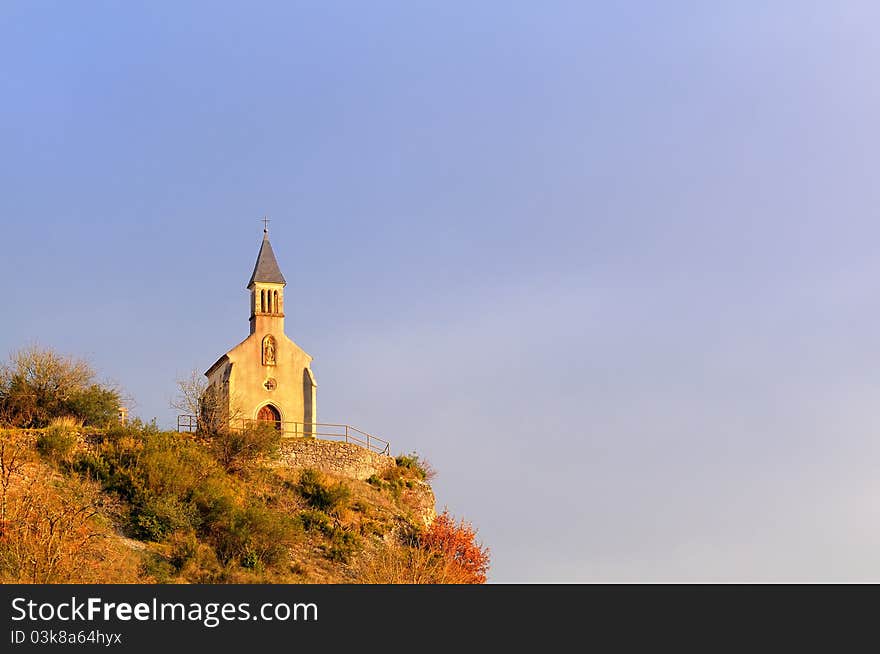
[177,414,198,433]
[176,415,390,456]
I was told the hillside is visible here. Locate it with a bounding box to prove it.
[0,419,488,584]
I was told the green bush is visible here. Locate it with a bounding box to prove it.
[169,532,199,571]
[140,554,176,583]
[76,424,224,543]
[138,433,213,498]
[36,417,79,463]
[366,453,434,500]
[64,385,120,427]
[73,452,111,482]
[211,423,281,471]
[324,528,360,563]
[298,509,332,535]
[133,513,167,542]
[0,346,121,428]
[296,469,350,515]
[209,504,299,568]
[37,419,311,578]
[367,472,406,499]
[104,418,159,443]
[394,452,433,480]
[132,494,198,541]
[191,477,237,529]
[362,521,386,538]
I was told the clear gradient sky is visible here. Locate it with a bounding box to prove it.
[3,2,880,582]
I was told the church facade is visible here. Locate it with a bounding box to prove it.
[202,229,317,432]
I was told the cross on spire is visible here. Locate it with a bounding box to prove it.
[248,222,286,287]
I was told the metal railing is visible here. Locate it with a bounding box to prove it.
[176,415,390,455]
[177,414,198,433]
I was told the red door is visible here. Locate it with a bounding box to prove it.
[257,404,281,429]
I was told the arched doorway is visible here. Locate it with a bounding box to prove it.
[257,403,281,430]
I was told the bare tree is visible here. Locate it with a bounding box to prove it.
[0,430,31,528]
[171,370,244,435]
[0,467,106,583]
[170,370,207,418]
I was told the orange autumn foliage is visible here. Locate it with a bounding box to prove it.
[421,509,490,584]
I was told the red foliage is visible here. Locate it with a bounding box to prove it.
[421,510,490,584]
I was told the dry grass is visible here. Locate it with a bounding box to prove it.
[47,415,83,432]
[0,459,139,583]
[0,425,445,584]
[350,542,474,584]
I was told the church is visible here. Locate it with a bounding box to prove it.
[202,227,317,432]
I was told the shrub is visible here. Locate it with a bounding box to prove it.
[140,554,176,583]
[367,472,406,499]
[0,346,121,428]
[209,504,298,569]
[75,423,224,543]
[298,509,332,534]
[137,433,212,498]
[211,423,281,472]
[169,531,200,571]
[352,544,467,584]
[132,494,198,541]
[324,528,359,563]
[358,519,386,538]
[368,452,435,500]
[421,510,490,584]
[0,474,107,583]
[36,417,80,464]
[394,452,435,481]
[239,505,299,567]
[104,418,159,442]
[296,469,350,516]
[64,385,120,427]
[351,512,489,584]
[133,513,167,542]
[0,429,33,530]
[190,477,236,529]
[73,453,111,484]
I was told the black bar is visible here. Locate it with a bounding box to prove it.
[1,583,877,651]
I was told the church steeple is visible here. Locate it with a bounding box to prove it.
[247,227,286,335]
[248,227,286,287]
[202,221,316,436]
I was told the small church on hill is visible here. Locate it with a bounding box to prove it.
[202,227,317,432]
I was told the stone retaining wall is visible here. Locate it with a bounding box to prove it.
[276,437,395,480]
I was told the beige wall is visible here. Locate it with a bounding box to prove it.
[205,279,316,428]
[225,316,315,425]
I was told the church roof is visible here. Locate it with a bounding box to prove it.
[247,231,286,287]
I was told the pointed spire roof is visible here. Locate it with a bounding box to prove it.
[247,230,286,287]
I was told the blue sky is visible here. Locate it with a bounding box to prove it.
[3,2,880,582]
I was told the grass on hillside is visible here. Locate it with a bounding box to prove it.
[0,419,440,584]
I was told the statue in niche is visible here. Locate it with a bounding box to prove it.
[262,335,276,366]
